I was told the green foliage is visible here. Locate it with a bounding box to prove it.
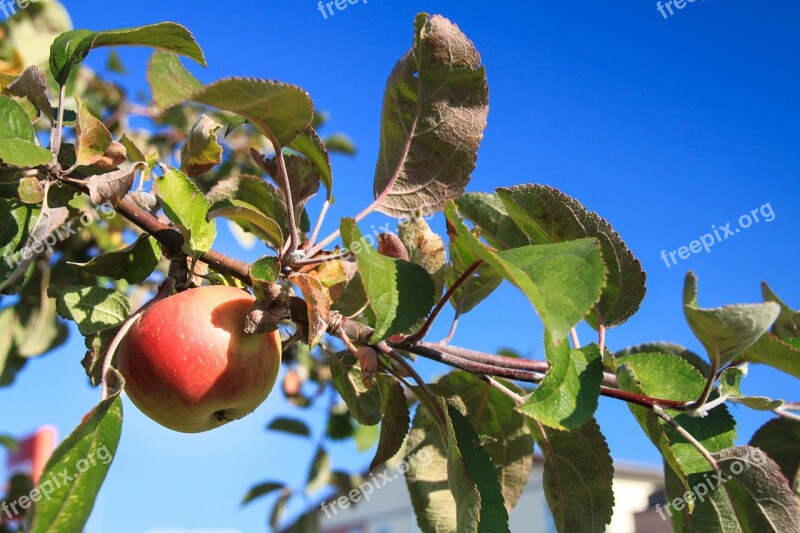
[0,5,797,533]
[532,418,615,533]
[27,395,122,533]
[517,334,603,431]
[373,14,489,218]
[340,218,435,341]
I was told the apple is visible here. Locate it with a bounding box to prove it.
[118,285,282,433]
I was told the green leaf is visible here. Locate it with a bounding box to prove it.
[0,94,35,141]
[516,334,603,430]
[305,446,331,495]
[256,151,321,222]
[373,14,489,218]
[146,51,204,110]
[370,376,411,469]
[1,198,69,294]
[206,204,282,250]
[741,332,800,379]
[436,372,535,509]
[496,184,646,328]
[267,417,310,437]
[290,126,332,192]
[3,66,54,122]
[250,256,280,288]
[70,234,160,284]
[457,192,531,250]
[0,138,53,168]
[749,418,800,487]
[688,446,800,531]
[616,354,737,504]
[18,176,44,204]
[405,397,483,533]
[340,218,435,341]
[0,434,17,451]
[192,79,314,146]
[445,201,606,339]
[718,365,784,411]
[684,271,780,368]
[328,352,382,425]
[0,201,40,293]
[148,53,313,146]
[13,269,68,358]
[241,481,285,506]
[399,216,447,301]
[180,114,223,177]
[27,395,122,533]
[119,134,146,163]
[0,95,52,168]
[74,95,112,167]
[445,225,502,314]
[448,405,509,532]
[761,282,800,339]
[269,489,292,530]
[323,133,356,155]
[50,285,130,335]
[616,341,710,377]
[206,175,294,251]
[531,418,615,533]
[50,22,206,86]
[154,167,217,256]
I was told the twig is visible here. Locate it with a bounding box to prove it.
[480,376,526,404]
[407,344,545,383]
[376,341,446,425]
[686,355,720,411]
[775,404,800,422]
[292,250,351,267]
[600,386,688,410]
[653,405,719,471]
[306,196,331,251]
[569,328,581,349]
[440,276,471,344]
[51,84,67,159]
[307,72,423,258]
[263,135,300,262]
[401,260,483,344]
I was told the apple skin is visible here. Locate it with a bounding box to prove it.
[118,285,282,433]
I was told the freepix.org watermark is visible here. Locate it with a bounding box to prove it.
[654,447,768,520]
[660,202,775,269]
[1,444,113,519]
[0,0,51,19]
[656,0,706,20]
[320,449,433,518]
[2,201,117,269]
[316,0,368,20]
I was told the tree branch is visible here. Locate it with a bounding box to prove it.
[400,259,482,345]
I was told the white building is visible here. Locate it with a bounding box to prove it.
[319,458,670,533]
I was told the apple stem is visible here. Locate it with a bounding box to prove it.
[399,259,483,345]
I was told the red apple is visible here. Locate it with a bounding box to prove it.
[118,285,282,433]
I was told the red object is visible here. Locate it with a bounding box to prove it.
[5,426,57,483]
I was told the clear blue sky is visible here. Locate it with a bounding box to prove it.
[2,1,799,531]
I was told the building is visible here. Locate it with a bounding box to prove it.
[319,458,670,533]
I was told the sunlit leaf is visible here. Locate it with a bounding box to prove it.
[340,218,435,341]
[684,271,780,368]
[51,22,206,85]
[27,395,122,533]
[373,14,489,217]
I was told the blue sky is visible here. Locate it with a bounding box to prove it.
[2,1,799,531]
